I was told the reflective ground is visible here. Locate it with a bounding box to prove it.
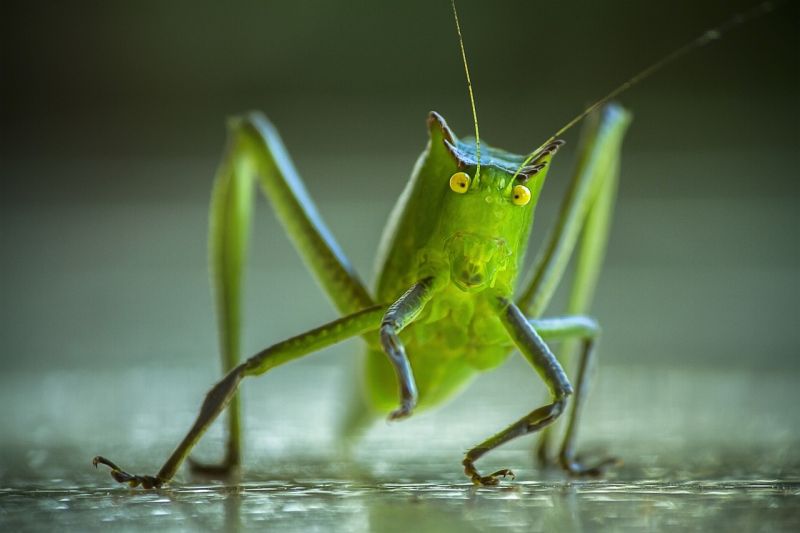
[3,478,797,532]
[1,363,798,532]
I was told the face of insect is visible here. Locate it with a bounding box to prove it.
[425,112,559,296]
[440,166,536,294]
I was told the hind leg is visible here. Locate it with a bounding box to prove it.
[194,112,375,475]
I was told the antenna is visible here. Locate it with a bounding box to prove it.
[451,0,481,181]
[512,0,781,179]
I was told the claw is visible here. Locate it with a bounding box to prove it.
[473,468,516,486]
[463,458,516,486]
[92,456,164,489]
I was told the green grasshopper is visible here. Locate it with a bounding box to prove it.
[93,1,777,488]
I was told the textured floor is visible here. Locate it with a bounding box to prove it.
[1,362,798,532]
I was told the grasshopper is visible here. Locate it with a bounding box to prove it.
[93,0,778,487]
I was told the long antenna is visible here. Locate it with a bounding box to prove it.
[451,0,481,181]
[512,0,781,179]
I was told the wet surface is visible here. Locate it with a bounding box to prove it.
[2,478,799,532]
[1,363,798,531]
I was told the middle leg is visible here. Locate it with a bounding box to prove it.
[94,305,386,488]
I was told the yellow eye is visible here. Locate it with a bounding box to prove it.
[512,184,531,206]
[449,172,470,193]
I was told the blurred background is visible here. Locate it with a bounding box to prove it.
[1,0,798,530]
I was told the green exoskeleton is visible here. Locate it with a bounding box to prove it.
[93,1,777,488]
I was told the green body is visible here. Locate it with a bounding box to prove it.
[365,113,554,411]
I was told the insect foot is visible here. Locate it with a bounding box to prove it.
[462,457,516,486]
[92,456,164,489]
[387,399,416,421]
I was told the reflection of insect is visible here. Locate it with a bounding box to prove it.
[93,0,779,487]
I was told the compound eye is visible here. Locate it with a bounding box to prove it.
[449,172,470,194]
[512,184,531,206]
